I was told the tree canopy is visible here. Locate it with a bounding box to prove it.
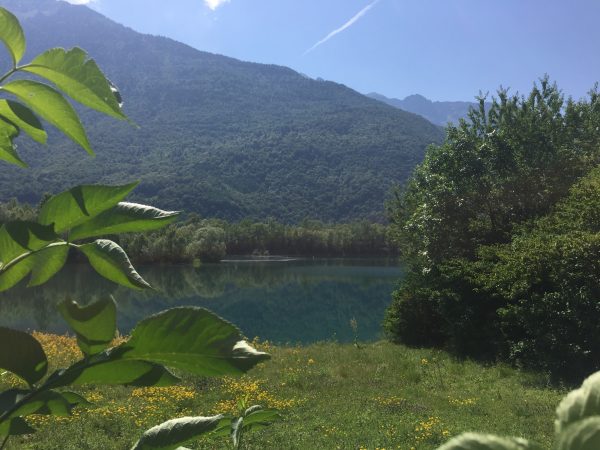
[385,78,600,380]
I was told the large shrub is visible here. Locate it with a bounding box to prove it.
[386,79,600,379]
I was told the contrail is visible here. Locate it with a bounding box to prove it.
[304,0,381,55]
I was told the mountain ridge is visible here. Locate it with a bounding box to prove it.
[0,0,443,222]
[367,92,480,126]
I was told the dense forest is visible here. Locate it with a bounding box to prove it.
[385,78,600,381]
[0,199,396,261]
[0,0,442,223]
[120,217,396,262]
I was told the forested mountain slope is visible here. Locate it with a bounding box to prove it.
[0,0,443,222]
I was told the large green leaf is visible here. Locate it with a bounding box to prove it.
[69,202,179,241]
[0,7,25,66]
[50,359,179,387]
[212,407,280,439]
[0,417,35,437]
[0,116,25,167]
[232,416,243,448]
[79,239,151,289]
[242,407,281,432]
[0,389,28,416]
[1,389,88,419]
[0,328,47,386]
[0,100,46,144]
[556,371,600,433]
[27,242,68,287]
[131,415,224,450]
[1,79,91,154]
[38,183,137,233]
[0,221,57,265]
[58,297,117,356]
[24,47,125,120]
[437,433,538,450]
[114,308,270,376]
[557,417,600,450]
[0,243,68,292]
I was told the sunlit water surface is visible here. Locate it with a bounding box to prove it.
[0,258,403,344]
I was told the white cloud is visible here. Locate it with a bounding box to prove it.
[304,0,381,55]
[205,0,231,10]
[63,0,97,4]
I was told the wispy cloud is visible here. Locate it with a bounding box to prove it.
[205,0,231,10]
[64,0,97,4]
[304,0,381,55]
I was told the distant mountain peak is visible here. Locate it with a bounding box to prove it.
[367,92,478,126]
[403,94,430,102]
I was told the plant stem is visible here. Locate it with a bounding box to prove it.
[0,242,71,277]
[0,64,31,85]
[0,435,9,450]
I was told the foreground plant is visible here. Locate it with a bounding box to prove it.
[0,6,272,449]
[0,298,268,447]
[133,401,280,450]
[438,371,600,450]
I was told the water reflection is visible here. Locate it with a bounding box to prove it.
[0,259,403,344]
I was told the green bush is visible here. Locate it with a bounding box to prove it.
[386,80,600,379]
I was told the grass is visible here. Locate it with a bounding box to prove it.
[2,334,566,449]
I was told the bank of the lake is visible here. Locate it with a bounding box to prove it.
[3,337,563,450]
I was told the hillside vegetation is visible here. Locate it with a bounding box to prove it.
[0,0,442,222]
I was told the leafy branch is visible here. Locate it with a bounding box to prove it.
[0,5,276,449]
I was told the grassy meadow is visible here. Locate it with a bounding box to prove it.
[1,333,566,450]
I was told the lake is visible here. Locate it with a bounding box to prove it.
[0,258,403,344]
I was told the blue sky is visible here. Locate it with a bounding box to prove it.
[68,0,600,101]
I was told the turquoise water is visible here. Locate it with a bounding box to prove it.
[0,258,403,344]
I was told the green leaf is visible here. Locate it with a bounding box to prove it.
[556,371,600,433]
[4,390,88,419]
[0,328,47,386]
[243,407,281,432]
[78,239,151,289]
[131,415,224,450]
[212,407,280,440]
[0,417,35,437]
[231,416,243,448]
[0,221,58,265]
[24,47,126,120]
[114,307,270,376]
[27,243,68,287]
[557,417,600,450]
[0,116,25,167]
[0,389,28,415]
[39,183,138,233]
[0,7,25,66]
[0,243,68,292]
[69,202,179,241]
[208,417,234,438]
[0,100,46,144]
[58,297,117,356]
[1,79,91,154]
[52,359,179,388]
[437,433,539,450]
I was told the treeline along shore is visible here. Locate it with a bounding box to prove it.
[0,200,397,262]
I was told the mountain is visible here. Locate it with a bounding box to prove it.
[367,92,480,126]
[0,0,443,222]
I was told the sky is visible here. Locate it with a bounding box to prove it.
[66,0,600,102]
